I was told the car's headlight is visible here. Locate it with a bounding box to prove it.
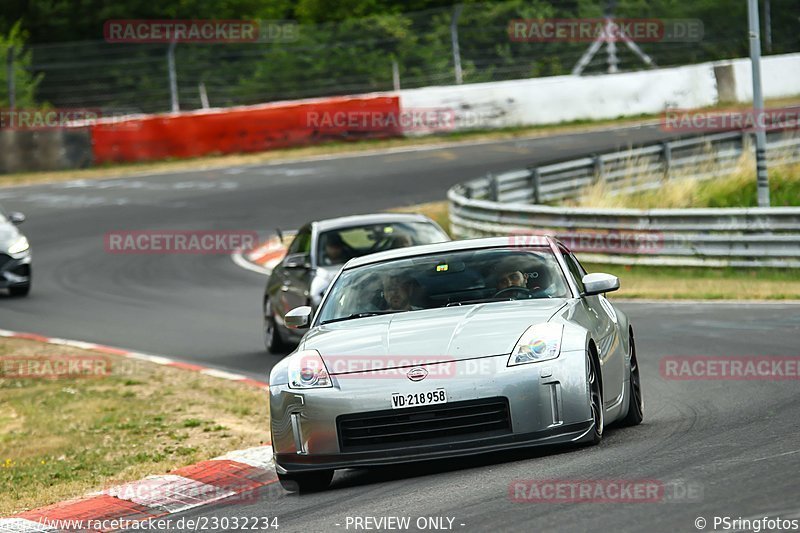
[8,236,29,255]
[508,323,564,366]
[288,349,332,389]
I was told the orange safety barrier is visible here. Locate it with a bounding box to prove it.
[90,95,401,164]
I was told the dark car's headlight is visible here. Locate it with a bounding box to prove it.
[288,350,333,389]
[508,323,564,366]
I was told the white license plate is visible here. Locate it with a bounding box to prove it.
[390,389,447,409]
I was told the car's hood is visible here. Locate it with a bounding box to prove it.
[0,222,21,251]
[303,299,568,371]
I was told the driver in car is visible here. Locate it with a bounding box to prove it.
[381,272,422,311]
[492,257,552,297]
[495,268,528,290]
[322,233,352,266]
[492,256,529,291]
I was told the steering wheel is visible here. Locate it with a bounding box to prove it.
[493,286,535,299]
[494,285,552,300]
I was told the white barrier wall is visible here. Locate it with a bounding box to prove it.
[399,53,800,132]
[722,53,800,102]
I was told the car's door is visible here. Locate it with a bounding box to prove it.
[560,247,625,407]
[276,225,313,329]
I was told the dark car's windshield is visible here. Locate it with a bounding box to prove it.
[317,222,447,266]
[317,247,570,324]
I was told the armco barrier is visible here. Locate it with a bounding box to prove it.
[90,95,400,164]
[448,130,800,268]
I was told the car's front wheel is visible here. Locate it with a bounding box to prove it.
[619,332,644,426]
[587,350,604,445]
[277,470,333,493]
[264,299,286,354]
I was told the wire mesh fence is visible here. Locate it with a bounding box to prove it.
[3,1,799,115]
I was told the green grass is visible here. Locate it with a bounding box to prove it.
[696,164,800,207]
[0,338,269,515]
[583,263,800,300]
[572,160,800,209]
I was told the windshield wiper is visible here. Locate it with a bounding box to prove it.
[321,310,400,325]
[445,297,513,307]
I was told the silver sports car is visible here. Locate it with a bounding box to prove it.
[268,236,643,492]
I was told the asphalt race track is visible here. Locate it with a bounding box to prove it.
[1,123,799,532]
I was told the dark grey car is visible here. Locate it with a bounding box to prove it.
[263,213,449,353]
[0,206,31,297]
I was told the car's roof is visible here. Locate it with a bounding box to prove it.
[313,213,437,232]
[343,235,556,269]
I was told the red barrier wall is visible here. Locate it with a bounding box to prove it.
[90,95,401,164]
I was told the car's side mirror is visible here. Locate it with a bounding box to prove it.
[285,306,312,329]
[8,212,25,225]
[284,253,310,269]
[582,273,620,296]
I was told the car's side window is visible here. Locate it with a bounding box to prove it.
[559,247,585,294]
[287,226,312,256]
[571,253,588,277]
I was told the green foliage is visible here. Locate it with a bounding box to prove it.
[0,21,43,107]
[1,0,797,111]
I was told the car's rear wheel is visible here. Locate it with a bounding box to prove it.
[587,350,604,445]
[277,470,333,493]
[264,299,286,354]
[8,284,30,297]
[619,332,644,426]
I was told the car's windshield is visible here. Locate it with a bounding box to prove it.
[317,221,447,266]
[317,246,570,324]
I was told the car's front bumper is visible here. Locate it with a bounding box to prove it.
[270,349,593,473]
[0,252,31,289]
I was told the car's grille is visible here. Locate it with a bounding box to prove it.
[337,397,512,452]
[0,254,11,270]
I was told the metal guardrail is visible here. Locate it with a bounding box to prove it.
[449,130,800,267]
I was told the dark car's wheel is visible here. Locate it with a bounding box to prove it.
[264,299,287,353]
[619,332,644,426]
[587,350,604,445]
[8,284,30,297]
[277,470,333,493]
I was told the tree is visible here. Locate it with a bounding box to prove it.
[0,21,43,108]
